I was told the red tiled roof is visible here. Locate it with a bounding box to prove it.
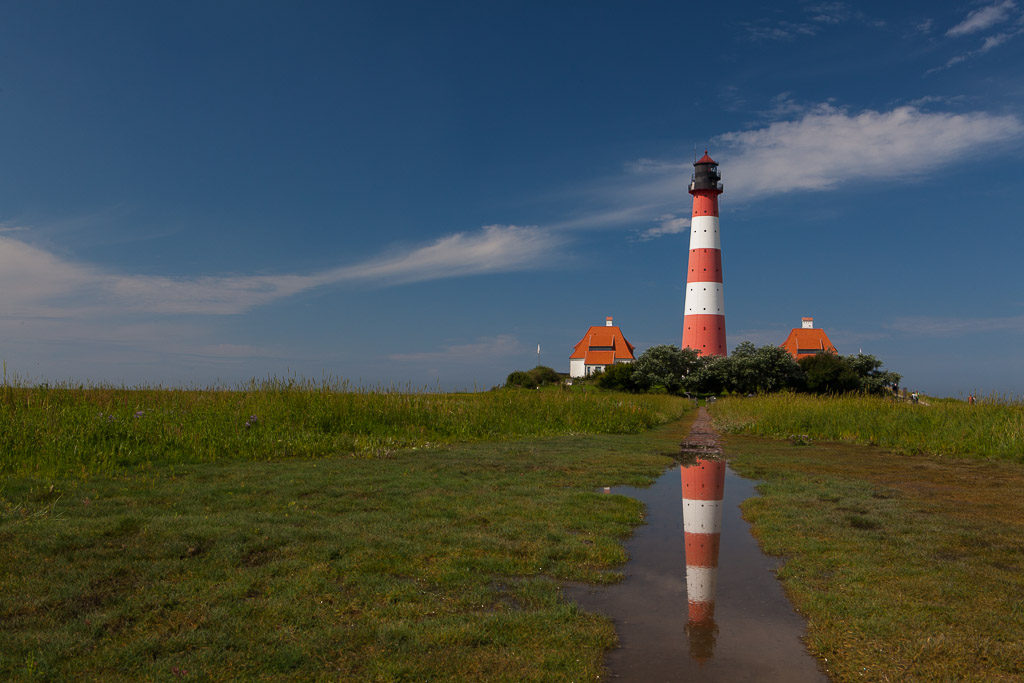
[780,328,837,360]
[696,151,716,164]
[584,350,616,365]
[569,325,636,362]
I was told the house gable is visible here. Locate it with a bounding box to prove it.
[781,319,837,360]
[569,317,637,377]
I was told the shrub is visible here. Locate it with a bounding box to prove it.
[596,362,639,392]
[505,371,535,388]
[799,352,861,394]
[505,366,562,388]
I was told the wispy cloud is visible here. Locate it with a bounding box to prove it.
[980,30,1017,50]
[717,104,1024,199]
[743,2,876,40]
[0,224,565,317]
[946,0,1017,36]
[931,1,1024,70]
[599,103,1023,218]
[548,103,1023,239]
[635,214,691,241]
[806,1,851,24]
[745,20,819,41]
[544,203,665,232]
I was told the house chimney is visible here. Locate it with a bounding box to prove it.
[606,316,613,327]
[802,317,814,329]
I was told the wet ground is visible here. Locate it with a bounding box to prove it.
[564,463,829,682]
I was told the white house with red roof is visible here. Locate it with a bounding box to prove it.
[569,316,637,378]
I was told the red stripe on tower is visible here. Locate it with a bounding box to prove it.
[682,458,726,662]
[682,151,727,356]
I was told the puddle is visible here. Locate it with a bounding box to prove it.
[565,461,829,682]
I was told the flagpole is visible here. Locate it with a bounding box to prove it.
[537,344,541,367]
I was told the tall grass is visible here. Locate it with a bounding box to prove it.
[711,393,1024,461]
[0,378,691,477]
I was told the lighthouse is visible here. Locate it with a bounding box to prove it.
[682,152,727,356]
[681,457,726,661]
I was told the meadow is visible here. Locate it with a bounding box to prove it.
[0,383,694,680]
[712,394,1024,681]
[711,392,1024,461]
[0,379,687,478]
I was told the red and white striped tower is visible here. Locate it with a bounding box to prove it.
[681,457,726,662]
[682,151,727,356]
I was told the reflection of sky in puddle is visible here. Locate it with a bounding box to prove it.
[564,462,829,682]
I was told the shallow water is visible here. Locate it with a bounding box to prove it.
[564,463,829,682]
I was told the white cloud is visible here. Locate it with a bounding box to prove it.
[551,103,1023,239]
[946,0,1017,36]
[0,224,564,317]
[807,1,851,24]
[933,1,1023,71]
[904,94,966,108]
[980,31,1015,50]
[717,104,1024,199]
[635,214,691,241]
[745,20,819,41]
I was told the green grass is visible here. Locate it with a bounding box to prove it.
[1,387,695,680]
[724,434,1024,682]
[711,392,1024,461]
[0,380,689,477]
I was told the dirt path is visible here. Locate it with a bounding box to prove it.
[678,406,722,458]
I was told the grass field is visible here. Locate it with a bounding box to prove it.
[714,396,1024,682]
[1,387,695,680]
[711,392,1024,461]
[0,381,688,478]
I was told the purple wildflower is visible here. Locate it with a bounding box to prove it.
[134,410,144,418]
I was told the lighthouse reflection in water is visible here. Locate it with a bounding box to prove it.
[681,457,726,662]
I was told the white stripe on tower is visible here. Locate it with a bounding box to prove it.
[688,216,721,249]
[683,284,724,316]
[682,151,727,357]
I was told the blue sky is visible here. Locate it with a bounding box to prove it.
[2,1,1023,396]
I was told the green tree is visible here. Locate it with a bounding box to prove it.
[596,362,639,392]
[685,354,729,395]
[843,354,901,395]
[631,345,701,394]
[799,352,861,394]
[723,342,805,394]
